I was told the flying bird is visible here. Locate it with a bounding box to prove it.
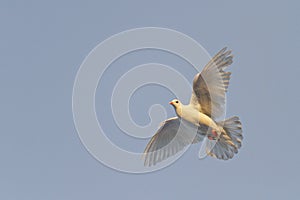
[143,47,243,166]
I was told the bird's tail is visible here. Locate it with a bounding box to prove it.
[203,116,243,160]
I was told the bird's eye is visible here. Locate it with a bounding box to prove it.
[175,101,179,104]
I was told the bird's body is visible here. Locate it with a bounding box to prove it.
[143,47,243,166]
[171,102,220,131]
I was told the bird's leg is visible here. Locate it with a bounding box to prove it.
[208,129,218,140]
[212,129,218,137]
[208,129,227,140]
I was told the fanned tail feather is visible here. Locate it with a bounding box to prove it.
[206,116,243,160]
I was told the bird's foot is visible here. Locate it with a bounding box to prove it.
[208,130,218,140]
[212,130,218,137]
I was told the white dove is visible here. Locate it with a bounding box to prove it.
[143,47,243,166]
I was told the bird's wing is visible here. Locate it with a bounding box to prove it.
[190,47,233,119]
[143,117,201,166]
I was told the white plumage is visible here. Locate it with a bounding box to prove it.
[143,48,243,166]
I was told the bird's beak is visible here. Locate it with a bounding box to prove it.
[169,101,173,105]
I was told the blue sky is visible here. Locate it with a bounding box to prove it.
[1,1,299,199]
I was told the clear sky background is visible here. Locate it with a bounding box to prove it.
[1,0,300,199]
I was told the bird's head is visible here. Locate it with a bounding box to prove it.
[169,99,182,109]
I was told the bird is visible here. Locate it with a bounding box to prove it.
[143,47,243,166]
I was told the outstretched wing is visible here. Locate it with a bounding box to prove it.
[190,47,233,120]
[143,117,204,166]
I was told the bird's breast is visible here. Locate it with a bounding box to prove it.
[178,106,218,130]
[177,106,200,125]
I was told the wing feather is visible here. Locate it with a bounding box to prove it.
[190,47,233,119]
[143,117,203,166]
